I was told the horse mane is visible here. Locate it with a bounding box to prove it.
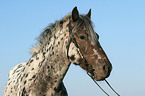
[30,13,72,54]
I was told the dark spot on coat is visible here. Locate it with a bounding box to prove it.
[28,89,31,92]
[42,59,45,63]
[26,74,28,77]
[8,81,12,85]
[36,57,39,60]
[21,77,23,82]
[34,79,36,82]
[24,80,27,85]
[23,73,26,77]
[69,55,75,61]
[58,41,60,45]
[48,42,50,45]
[32,75,36,78]
[47,66,50,69]
[29,78,32,81]
[54,35,56,39]
[52,52,54,55]
[22,67,25,72]
[49,45,52,51]
[43,52,46,56]
[17,73,20,76]
[49,37,51,41]
[22,87,26,95]
[30,59,34,63]
[52,47,54,50]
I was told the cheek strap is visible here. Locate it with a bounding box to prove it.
[67,20,91,70]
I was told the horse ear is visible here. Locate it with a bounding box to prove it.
[72,7,79,22]
[86,9,91,19]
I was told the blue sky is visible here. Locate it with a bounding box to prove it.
[0,0,145,96]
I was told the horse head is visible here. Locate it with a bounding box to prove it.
[67,7,112,81]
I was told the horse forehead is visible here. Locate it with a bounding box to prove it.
[80,24,98,45]
[80,21,96,40]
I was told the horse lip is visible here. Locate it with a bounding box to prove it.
[94,76,106,81]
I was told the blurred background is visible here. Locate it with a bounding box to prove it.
[0,0,145,96]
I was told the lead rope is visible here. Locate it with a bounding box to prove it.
[87,72,120,96]
[105,79,120,96]
[87,73,109,96]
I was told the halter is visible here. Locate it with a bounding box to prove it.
[67,20,89,67]
[67,19,120,96]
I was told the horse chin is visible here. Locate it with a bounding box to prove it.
[93,75,108,81]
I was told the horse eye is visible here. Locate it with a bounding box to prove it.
[79,36,85,39]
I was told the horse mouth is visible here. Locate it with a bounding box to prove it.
[89,65,112,81]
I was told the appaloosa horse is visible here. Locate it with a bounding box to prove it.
[4,7,112,96]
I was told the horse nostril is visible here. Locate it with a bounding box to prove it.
[103,65,108,73]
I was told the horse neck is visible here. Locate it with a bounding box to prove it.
[25,25,71,95]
